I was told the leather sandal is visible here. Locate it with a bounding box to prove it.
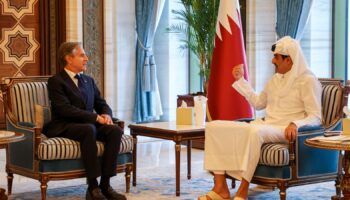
[198,190,231,200]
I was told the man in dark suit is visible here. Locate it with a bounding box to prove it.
[44,42,126,200]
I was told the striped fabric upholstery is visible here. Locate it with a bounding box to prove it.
[322,84,342,128]
[259,143,289,166]
[10,82,49,124]
[119,134,134,153]
[38,134,133,160]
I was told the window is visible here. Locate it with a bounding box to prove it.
[300,0,333,78]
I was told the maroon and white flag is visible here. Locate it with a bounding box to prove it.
[207,0,253,120]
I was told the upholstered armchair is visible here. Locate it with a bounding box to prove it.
[230,78,350,200]
[0,76,133,200]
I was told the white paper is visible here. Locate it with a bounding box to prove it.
[180,100,187,108]
[309,135,350,142]
[194,96,207,126]
[344,106,350,117]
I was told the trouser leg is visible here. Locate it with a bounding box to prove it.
[62,123,100,178]
[97,124,123,178]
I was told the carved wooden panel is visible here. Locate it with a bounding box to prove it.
[0,0,41,129]
[82,0,104,94]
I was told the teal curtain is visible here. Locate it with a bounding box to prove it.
[133,0,164,123]
[276,0,313,39]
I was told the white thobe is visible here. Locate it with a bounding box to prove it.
[204,72,322,182]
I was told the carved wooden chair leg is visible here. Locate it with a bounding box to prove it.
[125,164,132,193]
[277,181,287,200]
[40,176,48,200]
[6,172,13,195]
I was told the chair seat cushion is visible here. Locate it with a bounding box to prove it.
[38,134,133,160]
[259,143,289,166]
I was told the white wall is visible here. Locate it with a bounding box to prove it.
[104,0,136,123]
[246,0,276,118]
[154,0,189,121]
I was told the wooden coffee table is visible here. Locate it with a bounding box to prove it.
[0,131,24,200]
[129,121,205,196]
[305,136,350,200]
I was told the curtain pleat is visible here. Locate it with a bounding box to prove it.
[133,0,165,123]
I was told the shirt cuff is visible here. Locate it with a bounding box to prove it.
[290,121,300,128]
[232,77,245,88]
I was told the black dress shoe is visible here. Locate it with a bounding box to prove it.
[100,186,127,200]
[86,187,107,200]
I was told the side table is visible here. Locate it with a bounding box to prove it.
[305,136,350,200]
[0,131,24,200]
[129,122,205,196]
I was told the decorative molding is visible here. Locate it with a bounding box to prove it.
[0,23,39,68]
[1,0,37,19]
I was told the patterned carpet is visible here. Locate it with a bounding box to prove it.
[8,173,338,200]
[0,143,339,200]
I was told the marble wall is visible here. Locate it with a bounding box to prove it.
[83,0,105,92]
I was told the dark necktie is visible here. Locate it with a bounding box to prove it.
[75,74,88,103]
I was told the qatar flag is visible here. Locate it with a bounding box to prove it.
[207,0,253,120]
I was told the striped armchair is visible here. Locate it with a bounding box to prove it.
[0,76,133,200]
[231,78,350,200]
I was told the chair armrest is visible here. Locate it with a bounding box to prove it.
[298,125,324,133]
[18,122,36,128]
[235,118,255,123]
[112,117,125,130]
[6,120,43,162]
[287,125,323,179]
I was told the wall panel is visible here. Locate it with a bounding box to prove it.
[0,0,41,129]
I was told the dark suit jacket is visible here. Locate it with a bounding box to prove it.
[43,70,112,137]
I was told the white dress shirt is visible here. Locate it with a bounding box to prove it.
[64,68,81,87]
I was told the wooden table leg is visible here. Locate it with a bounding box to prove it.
[341,150,350,199]
[132,132,137,186]
[175,142,181,196]
[0,188,7,200]
[187,140,192,180]
[332,151,343,200]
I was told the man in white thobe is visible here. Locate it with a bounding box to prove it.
[199,36,322,200]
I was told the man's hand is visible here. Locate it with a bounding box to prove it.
[232,64,244,80]
[96,115,106,124]
[101,114,113,125]
[96,114,113,125]
[284,122,298,141]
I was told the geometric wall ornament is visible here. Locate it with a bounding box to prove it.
[1,0,37,19]
[0,23,39,67]
[14,70,25,77]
